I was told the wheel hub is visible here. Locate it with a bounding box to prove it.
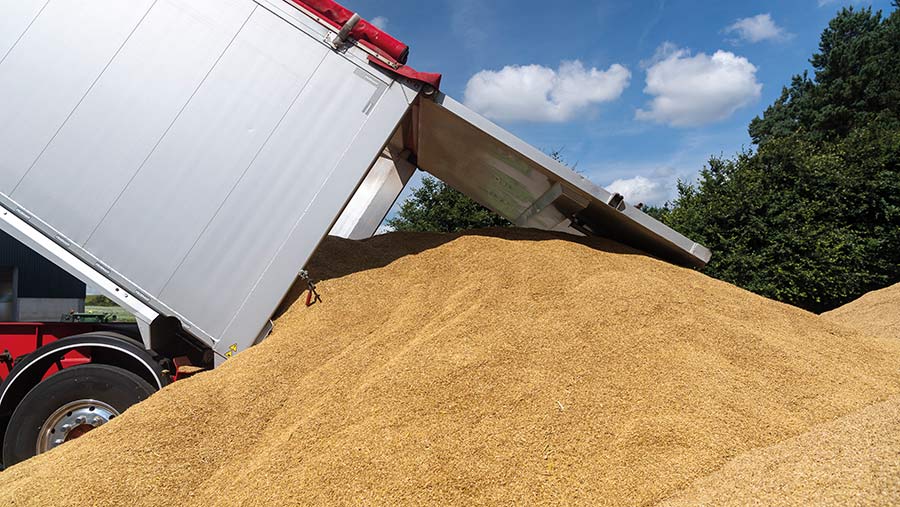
[36,399,119,454]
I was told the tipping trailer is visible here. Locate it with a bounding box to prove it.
[0,0,711,467]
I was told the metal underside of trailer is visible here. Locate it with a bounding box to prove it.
[413,95,711,268]
[338,94,712,269]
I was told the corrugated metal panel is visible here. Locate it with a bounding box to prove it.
[0,231,85,300]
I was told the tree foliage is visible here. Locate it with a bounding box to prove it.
[386,176,511,233]
[387,150,568,233]
[655,5,900,312]
[85,294,117,307]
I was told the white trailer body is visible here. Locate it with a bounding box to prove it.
[0,0,422,362]
[0,0,711,365]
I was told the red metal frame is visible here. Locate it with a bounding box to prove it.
[0,322,112,382]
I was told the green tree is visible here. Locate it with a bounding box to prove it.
[750,6,899,145]
[85,294,118,307]
[655,5,900,312]
[386,150,568,233]
[386,175,511,233]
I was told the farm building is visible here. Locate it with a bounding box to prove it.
[0,230,85,322]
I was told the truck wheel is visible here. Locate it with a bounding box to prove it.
[2,364,155,467]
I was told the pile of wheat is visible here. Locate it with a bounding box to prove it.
[1,230,898,506]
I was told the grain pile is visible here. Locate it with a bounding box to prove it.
[660,281,900,506]
[823,282,900,340]
[2,229,900,506]
[657,395,900,506]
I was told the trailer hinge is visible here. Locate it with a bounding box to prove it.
[328,12,361,50]
[14,207,32,221]
[607,193,626,211]
[0,349,12,372]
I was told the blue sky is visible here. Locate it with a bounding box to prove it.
[339,0,894,208]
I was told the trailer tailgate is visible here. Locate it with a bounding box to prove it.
[415,94,712,268]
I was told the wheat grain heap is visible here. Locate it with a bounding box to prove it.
[823,282,900,340]
[1,229,900,506]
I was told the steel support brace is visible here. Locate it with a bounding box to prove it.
[514,182,591,231]
[330,147,416,239]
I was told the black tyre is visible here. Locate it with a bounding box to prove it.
[2,364,155,467]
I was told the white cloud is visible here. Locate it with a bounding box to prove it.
[636,45,762,127]
[450,0,489,52]
[464,61,631,122]
[818,0,863,6]
[639,41,679,69]
[370,16,389,31]
[606,175,670,206]
[724,14,791,43]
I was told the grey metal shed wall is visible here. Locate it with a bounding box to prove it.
[0,230,86,299]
